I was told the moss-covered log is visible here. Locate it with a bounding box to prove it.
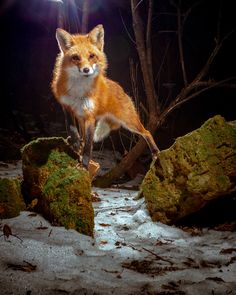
[0,177,25,218]
[21,137,94,236]
[141,115,236,224]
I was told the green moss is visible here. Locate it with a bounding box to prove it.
[0,178,25,218]
[42,167,94,236]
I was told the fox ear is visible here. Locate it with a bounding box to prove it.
[56,28,73,53]
[88,25,104,51]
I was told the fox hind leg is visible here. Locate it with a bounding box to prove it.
[119,113,159,157]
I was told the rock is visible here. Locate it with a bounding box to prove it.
[0,177,25,218]
[21,137,78,200]
[42,167,94,236]
[21,137,94,236]
[141,115,236,224]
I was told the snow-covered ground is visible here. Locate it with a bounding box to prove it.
[0,160,236,294]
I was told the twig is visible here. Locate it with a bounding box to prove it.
[109,135,118,161]
[48,229,53,237]
[182,1,202,26]
[142,247,173,265]
[119,10,136,45]
[158,76,236,127]
[177,2,188,86]
[134,0,145,11]
[81,0,90,33]
[131,0,158,115]
[0,224,23,243]
[193,30,234,84]
[146,0,154,83]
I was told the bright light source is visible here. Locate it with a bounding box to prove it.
[47,0,64,4]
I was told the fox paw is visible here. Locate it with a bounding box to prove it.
[152,149,160,161]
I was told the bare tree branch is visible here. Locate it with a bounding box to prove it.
[177,2,188,86]
[193,30,234,84]
[119,10,136,45]
[146,0,154,85]
[182,1,202,25]
[158,76,236,127]
[81,0,90,33]
[131,0,158,115]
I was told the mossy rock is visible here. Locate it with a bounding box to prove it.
[0,177,25,218]
[21,137,94,236]
[21,137,78,200]
[141,115,236,224]
[42,167,94,236]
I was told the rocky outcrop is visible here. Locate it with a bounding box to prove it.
[21,137,94,236]
[141,115,236,224]
[0,177,25,218]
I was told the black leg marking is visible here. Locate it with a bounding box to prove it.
[63,108,83,161]
[82,121,95,168]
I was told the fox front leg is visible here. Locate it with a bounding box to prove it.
[82,118,95,169]
[63,108,83,162]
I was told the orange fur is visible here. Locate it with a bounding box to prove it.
[52,25,158,167]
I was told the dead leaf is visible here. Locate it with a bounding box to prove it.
[7,261,37,272]
[122,259,180,275]
[102,269,119,274]
[91,191,101,202]
[199,260,219,268]
[99,223,111,227]
[36,221,48,230]
[156,240,171,246]
[206,277,225,282]
[100,240,108,245]
[36,226,48,230]
[220,248,236,254]
[0,206,5,214]
[27,199,38,210]
[28,213,37,217]
[225,256,236,266]
[179,226,202,236]
[3,224,12,238]
[162,281,179,290]
[214,222,236,231]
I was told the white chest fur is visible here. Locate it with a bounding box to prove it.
[60,67,95,117]
[60,95,95,117]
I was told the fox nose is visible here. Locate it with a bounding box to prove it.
[83,67,90,74]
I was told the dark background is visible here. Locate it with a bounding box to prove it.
[0,0,235,160]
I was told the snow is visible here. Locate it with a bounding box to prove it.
[0,160,236,294]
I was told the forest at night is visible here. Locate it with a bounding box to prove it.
[0,1,236,294]
[0,0,235,161]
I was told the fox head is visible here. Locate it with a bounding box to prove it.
[56,25,107,78]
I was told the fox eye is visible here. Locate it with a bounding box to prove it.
[89,53,95,59]
[71,55,80,62]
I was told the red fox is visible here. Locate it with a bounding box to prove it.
[52,25,159,168]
